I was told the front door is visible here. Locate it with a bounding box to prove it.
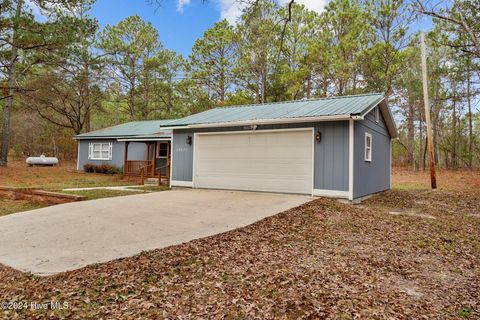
[156,141,171,176]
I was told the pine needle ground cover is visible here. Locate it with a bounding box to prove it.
[0,170,479,319]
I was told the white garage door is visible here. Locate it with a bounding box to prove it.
[194,129,313,194]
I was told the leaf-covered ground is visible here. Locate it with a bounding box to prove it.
[0,170,479,319]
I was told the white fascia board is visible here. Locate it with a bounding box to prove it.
[117,138,171,142]
[359,99,398,138]
[162,115,351,130]
[74,136,126,140]
[160,126,190,130]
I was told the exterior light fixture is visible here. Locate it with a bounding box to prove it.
[186,136,192,145]
[315,131,322,143]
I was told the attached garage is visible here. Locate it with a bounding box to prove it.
[193,129,313,194]
[166,93,398,201]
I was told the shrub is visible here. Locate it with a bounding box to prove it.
[83,163,95,172]
[83,163,121,174]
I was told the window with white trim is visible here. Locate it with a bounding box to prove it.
[365,133,372,162]
[157,142,168,158]
[88,142,113,160]
[375,106,380,123]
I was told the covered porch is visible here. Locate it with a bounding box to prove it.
[121,138,171,185]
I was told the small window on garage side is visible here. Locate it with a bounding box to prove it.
[365,133,372,162]
[375,106,380,123]
[157,142,168,158]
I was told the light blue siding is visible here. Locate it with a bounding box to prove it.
[172,131,194,182]
[314,122,349,191]
[77,140,148,171]
[353,107,391,198]
[171,121,349,192]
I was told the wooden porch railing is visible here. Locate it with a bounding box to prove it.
[156,159,171,186]
[124,160,152,177]
[140,163,154,184]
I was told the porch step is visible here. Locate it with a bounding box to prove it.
[143,178,159,186]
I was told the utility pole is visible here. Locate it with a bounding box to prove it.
[420,32,437,189]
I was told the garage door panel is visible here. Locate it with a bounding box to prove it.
[194,130,313,194]
[197,160,311,175]
[197,174,311,194]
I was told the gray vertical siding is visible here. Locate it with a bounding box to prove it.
[353,107,391,199]
[78,139,125,170]
[77,140,148,171]
[314,121,349,191]
[172,131,194,181]
[171,121,349,191]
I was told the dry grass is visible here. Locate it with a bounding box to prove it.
[392,166,480,191]
[0,169,478,319]
[0,160,140,215]
[0,160,131,190]
[0,199,46,217]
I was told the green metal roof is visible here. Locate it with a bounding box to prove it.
[75,120,173,140]
[165,93,385,127]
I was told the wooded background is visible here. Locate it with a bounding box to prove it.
[1,0,479,169]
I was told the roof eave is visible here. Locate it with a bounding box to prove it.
[352,97,398,139]
[74,135,172,140]
[162,114,353,130]
[117,137,172,142]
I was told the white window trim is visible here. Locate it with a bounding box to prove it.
[365,133,372,162]
[157,142,168,159]
[88,142,113,160]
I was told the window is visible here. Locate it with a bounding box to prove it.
[88,142,112,160]
[375,106,380,123]
[157,142,169,158]
[365,133,372,162]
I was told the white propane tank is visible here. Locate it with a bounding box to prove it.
[26,154,59,166]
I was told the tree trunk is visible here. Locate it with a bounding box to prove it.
[451,84,457,168]
[432,81,440,165]
[0,0,22,166]
[418,120,423,171]
[219,47,225,104]
[305,73,311,99]
[84,64,91,132]
[467,68,473,168]
[129,78,135,121]
[219,70,225,105]
[261,66,267,104]
[406,96,415,168]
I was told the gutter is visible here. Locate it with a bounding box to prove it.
[117,138,172,142]
[74,135,171,141]
[161,114,353,130]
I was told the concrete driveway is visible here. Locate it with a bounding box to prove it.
[0,189,312,275]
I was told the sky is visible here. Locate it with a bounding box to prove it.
[27,0,432,57]
[89,0,329,57]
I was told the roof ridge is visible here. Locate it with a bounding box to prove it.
[216,92,385,110]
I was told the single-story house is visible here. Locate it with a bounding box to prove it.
[163,93,397,201]
[74,120,173,178]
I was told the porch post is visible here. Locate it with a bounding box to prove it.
[166,141,171,183]
[145,142,150,162]
[151,142,156,176]
[123,141,130,177]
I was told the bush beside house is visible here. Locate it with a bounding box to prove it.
[83,163,122,174]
